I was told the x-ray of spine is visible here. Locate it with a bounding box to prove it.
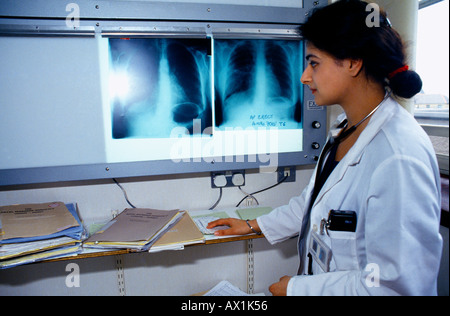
[109,38,212,139]
[214,39,303,129]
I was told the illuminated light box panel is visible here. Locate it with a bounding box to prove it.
[0,34,326,186]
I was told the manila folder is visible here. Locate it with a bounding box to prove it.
[0,202,79,241]
[86,208,181,243]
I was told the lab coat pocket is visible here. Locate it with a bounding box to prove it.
[328,230,359,271]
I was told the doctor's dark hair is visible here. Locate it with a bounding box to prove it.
[298,0,422,99]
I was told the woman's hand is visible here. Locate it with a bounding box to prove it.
[207,218,261,236]
[269,276,291,296]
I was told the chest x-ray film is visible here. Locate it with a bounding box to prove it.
[214,39,303,130]
[108,38,212,139]
[103,37,303,164]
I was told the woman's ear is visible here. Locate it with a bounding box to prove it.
[348,58,364,77]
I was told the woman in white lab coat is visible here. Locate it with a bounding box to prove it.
[208,0,442,295]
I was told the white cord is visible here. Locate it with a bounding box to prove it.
[238,186,259,206]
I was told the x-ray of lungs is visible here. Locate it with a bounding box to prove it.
[109,38,212,139]
[214,39,303,129]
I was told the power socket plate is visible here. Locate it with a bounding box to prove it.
[211,170,246,188]
[277,166,296,183]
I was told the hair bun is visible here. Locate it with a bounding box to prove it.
[389,70,423,99]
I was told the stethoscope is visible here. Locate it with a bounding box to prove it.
[317,92,391,175]
[298,93,391,275]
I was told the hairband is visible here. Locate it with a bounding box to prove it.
[388,65,409,79]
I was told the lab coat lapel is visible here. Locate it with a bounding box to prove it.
[311,98,397,209]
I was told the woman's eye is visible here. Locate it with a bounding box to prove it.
[309,61,318,68]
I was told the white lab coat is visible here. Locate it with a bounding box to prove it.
[257,97,443,296]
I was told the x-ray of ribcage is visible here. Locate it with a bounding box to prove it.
[109,38,212,139]
[214,39,302,129]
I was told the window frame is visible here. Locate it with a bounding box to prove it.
[416,0,449,175]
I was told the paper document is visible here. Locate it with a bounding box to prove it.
[0,244,81,269]
[151,212,204,251]
[190,206,273,237]
[193,216,230,235]
[0,202,79,241]
[236,207,273,220]
[203,281,249,296]
[84,208,184,250]
[0,202,84,269]
[0,236,79,260]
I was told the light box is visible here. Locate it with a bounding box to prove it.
[0,4,327,186]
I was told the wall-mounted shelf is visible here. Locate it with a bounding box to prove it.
[45,233,265,263]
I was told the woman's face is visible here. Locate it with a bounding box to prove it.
[301,43,353,106]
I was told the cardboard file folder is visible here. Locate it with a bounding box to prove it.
[0,202,83,244]
[0,202,84,269]
[84,208,184,251]
[151,212,205,251]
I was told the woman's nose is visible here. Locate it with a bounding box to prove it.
[300,66,311,85]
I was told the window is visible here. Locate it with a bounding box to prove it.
[415,0,449,174]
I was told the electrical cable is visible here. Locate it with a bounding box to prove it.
[113,178,137,208]
[235,175,288,207]
[209,187,223,210]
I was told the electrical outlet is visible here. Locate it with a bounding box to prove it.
[277,166,296,183]
[211,170,245,188]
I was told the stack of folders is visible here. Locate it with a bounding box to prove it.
[0,202,84,269]
[84,208,186,251]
